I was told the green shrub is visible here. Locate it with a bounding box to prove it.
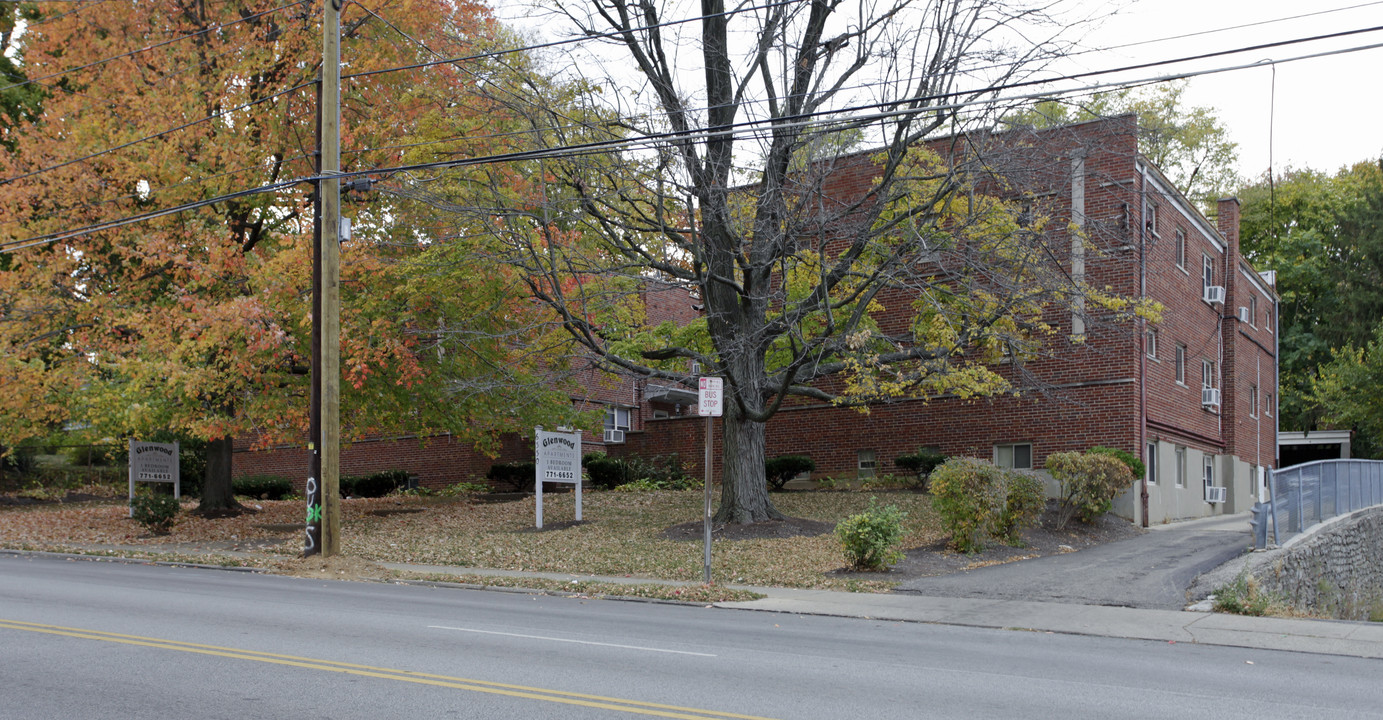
[1212,571,1273,616]
[1045,451,1133,529]
[1088,446,1145,481]
[894,448,947,489]
[485,462,536,492]
[65,444,114,467]
[339,470,411,498]
[437,481,490,496]
[765,455,815,491]
[130,494,180,534]
[1,444,41,474]
[583,456,628,490]
[993,471,1045,545]
[233,474,294,500]
[582,454,690,490]
[930,457,1042,552]
[343,470,410,498]
[835,499,908,570]
[929,458,1008,553]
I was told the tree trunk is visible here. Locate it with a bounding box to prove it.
[195,435,242,516]
[712,403,785,524]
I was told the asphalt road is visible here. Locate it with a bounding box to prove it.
[898,516,1253,609]
[3,552,1380,719]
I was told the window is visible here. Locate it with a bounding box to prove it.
[1175,344,1187,384]
[857,450,876,478]
[1146,203,1159,236]
[1146,443,1157,485]
[1249,295,1258,328]
[652,410,670,420]
[996,443,1032,470]
[1175,228,1186,269]
[1202,254,1215,296]
[1202,359,1216,389]
[1249,384,1258,417]
[1203,455,1215,494]
[1174,447,1186,487]
[603,407,630,443]
[1146,328,1158,359]
[1266,393,1273,417]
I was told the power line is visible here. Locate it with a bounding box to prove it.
[7,25,1383,253]
[341,0,798,80]
[332,27,1383,179]
[0,0,312,94]
[0,176,308,254]
[0,78,316,186]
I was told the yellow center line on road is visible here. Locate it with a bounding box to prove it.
[0,619,781,720]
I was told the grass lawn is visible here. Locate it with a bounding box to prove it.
[0,484,946,593]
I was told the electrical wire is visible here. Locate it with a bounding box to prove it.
[6,23,1383,252]
[0,78,316,186]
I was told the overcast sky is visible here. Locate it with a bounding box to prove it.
[499,0,1382,183]
[1071,0,1383,181]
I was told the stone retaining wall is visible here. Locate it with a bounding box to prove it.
[1241,507,1383,620]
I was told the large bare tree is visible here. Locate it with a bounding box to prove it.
[428,0,1144,523]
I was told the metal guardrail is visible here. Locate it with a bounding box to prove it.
[1252,459,1383,549]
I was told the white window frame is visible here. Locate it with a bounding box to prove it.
[1146,442,1157,485]
[1202,254,1215,299]
[1146,328,1158,359]
[995,443,1032,470]
[857,450,877,478]
[1266,393,1273,417]
[1147,203,1160,237]
[1203,454,1215,494]
[1249,384,1258,418]
[1174,446,1186,487]
[1202,359,1216,389]
[604,407,631,443]
[1175,343,1187,385]
[1249,295,1258,328]
[1174,228,1186,270]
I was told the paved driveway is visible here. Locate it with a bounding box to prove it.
[896,513,1252,610]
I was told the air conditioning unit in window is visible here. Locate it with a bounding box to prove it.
[1202,387,1221,407]
[1204,486,1227,503]
[1203,286,1225,304]
[603,429,625,444]
[1236,306,1250,323]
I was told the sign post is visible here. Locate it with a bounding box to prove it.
[534,427,582,529]
[698,377,723,584]
[128,440,180,516]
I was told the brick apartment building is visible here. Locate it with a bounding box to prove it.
[235,115,1277,525]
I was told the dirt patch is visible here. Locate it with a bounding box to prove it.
[662,517,836,542]
[262,554,393,581]
[515,520,587,533]
[369,508,424,517]
[831,504,1145,582]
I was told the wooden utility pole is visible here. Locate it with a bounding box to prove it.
[319,0,342,556]
[305,78,323,557]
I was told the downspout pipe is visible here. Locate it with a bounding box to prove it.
[1138,164,1150,527]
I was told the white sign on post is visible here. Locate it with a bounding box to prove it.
[534,427,582,529]
[128,440,180,517]
[698,376,723,417]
